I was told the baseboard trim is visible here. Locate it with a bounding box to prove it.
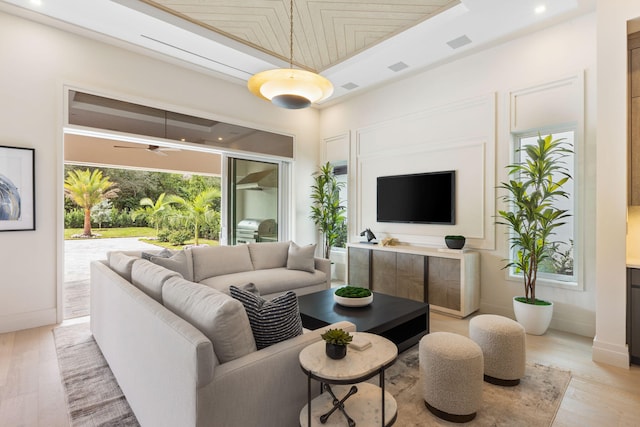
[592,337,629,369]
[479,302,595,338]
[0,308,57,333]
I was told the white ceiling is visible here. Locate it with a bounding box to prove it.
[0,0,595,107]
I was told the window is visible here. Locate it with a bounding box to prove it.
[509,129,577,286]
[332,162,348,250]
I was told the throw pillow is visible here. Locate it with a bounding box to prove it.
[248,241,290,270]
[241,282,260,296]
[286,242,316,273]
[150,249,194,281]
[229,285,303,350]
[141,248,173,261]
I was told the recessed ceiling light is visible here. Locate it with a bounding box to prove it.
[217,137,223,141]
[30,0,42,5]
[535,5,546,14]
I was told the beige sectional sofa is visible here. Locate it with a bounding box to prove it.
[109,240,331,299]
[90,241,350,426]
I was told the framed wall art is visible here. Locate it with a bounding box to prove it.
[0,145,35,231]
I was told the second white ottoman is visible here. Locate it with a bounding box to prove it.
[419,332,483,423]
[469,314,526,386]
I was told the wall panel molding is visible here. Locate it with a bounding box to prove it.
[352,93,496,249]
[510,72,584,132]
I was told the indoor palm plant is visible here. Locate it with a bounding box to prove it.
[497,134,572,335]
[310,162,346,260]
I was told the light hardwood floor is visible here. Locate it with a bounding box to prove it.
[1,313,639,426]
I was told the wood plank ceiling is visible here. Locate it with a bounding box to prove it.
[140,0,460,72]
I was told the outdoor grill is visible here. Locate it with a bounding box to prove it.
[236,218,277,244]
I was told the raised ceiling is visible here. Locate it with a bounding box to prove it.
[0,0,596,105]
[140,0,460,72]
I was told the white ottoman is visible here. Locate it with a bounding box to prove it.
[469,314,526,386]
[419,332,483,423]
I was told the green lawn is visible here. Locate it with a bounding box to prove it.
[139,238,220,250]
[65,227,220,249]
[64,227,156,239]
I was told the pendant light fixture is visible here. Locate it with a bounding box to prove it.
[248,0,333,109]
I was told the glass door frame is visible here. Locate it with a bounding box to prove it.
[220,153,291,246]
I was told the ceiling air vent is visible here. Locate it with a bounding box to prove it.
[341,82,359,90]
[388,62,409,72]
[447,35,472,49]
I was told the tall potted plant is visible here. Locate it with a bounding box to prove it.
[310,162,346,261]
[497,134,572,335]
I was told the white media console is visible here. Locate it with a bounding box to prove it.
[347,243,480,318]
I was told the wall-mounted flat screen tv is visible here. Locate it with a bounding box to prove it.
[377,170,455,224]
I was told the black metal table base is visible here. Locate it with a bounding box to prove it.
[320,384,358,426]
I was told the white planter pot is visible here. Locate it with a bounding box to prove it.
[512,297,553,335]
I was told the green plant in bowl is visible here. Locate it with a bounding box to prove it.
[445,235,465,240]
[334,286,372,298]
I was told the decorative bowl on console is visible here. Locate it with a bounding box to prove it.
[333,286,373,307]
[445,235,466,250]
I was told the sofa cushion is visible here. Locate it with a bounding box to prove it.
[248,241,290,270]
[286,242,316,273]
[162,277,256,363]
[131,259,182,303]
[108,252,138,282]
[200,268,326,296]
[150,249,194,282]
[191,245,254,282]
[229,285,303,350]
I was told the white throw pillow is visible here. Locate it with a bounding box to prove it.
[286,242,316,273]
[248,241,291,270]
[150,249,194,281]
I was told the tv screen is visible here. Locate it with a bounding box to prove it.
[377,171,455,224]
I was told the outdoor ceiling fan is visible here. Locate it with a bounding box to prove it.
[112,144,180,156]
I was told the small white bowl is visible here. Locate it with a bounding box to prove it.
[333,293,374,307]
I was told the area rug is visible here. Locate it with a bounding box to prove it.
[380,345,571,426]
[53,322,139,426]
[54,322,570,427]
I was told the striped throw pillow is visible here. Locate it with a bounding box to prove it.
[230,285,303,350]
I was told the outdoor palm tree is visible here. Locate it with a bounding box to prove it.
[131,192,176,237]
[168,188,220,246]
[64,168,119,237]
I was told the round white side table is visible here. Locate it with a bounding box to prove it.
[299,332,398,427]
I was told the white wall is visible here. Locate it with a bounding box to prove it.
[321,13,597,337]
[0,11,321,332]
[593,0,640,368]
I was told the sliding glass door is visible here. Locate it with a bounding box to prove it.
[227,158,282,245]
